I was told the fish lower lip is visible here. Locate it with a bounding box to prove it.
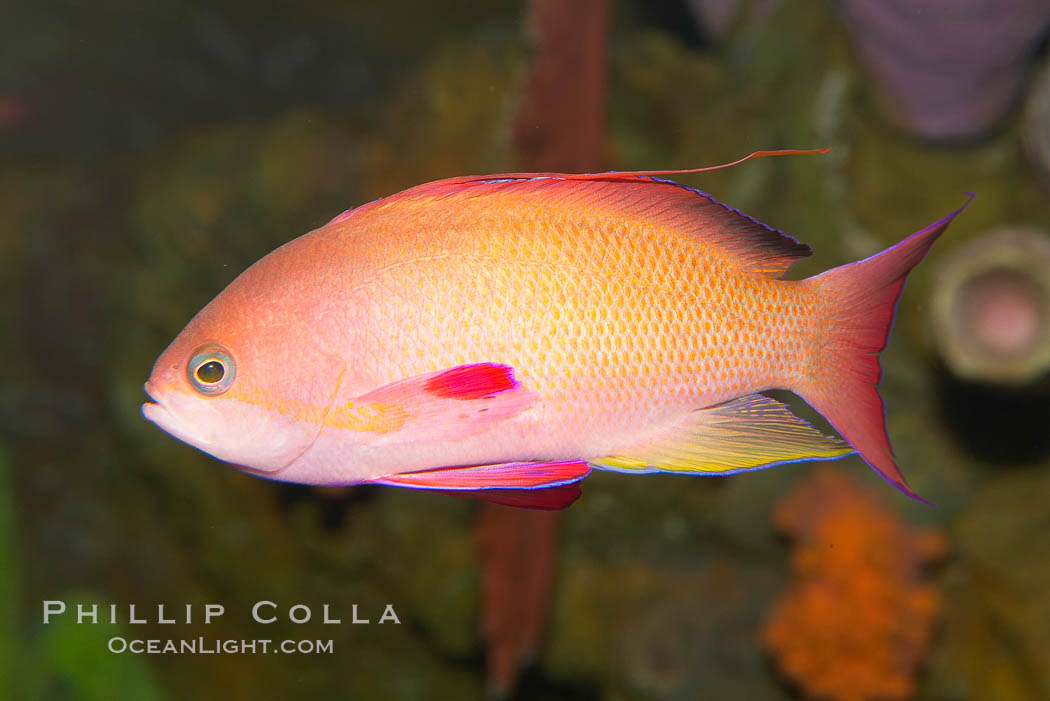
[140,385,215,448]
[141,382,166,424]
[141,400,163,423]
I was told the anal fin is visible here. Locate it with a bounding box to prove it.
[591,394,853,475]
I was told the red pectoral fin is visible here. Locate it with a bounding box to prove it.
[351,364,536,444]
[370,460,591,511]
[422,363,518,400]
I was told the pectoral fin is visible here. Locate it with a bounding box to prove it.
[591,394,853,475]
[370,460,591,510]
[328,363,537,444]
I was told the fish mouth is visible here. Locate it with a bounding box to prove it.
[141,381,215,447]
[141,380,169,425]
[141,380,314,475]
[142,380,162,409]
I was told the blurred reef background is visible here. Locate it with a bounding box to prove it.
[3,1,1050,699]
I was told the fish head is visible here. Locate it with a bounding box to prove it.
[141,279,345,475]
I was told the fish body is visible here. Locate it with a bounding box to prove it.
[143,152,968,508]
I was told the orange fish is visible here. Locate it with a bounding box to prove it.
[142,150,969,509]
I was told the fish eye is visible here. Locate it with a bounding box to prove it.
[187,344,236,396]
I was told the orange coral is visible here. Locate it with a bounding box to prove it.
[762,469,947,701]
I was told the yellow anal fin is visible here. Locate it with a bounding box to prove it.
[591,394,853,475]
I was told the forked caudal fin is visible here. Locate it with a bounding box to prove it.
[801,196,973,502]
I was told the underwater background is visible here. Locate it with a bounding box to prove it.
[3,1,1050,699]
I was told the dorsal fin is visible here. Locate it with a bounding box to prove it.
[351,148,825,278]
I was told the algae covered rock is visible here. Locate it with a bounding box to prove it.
[925,468,1050,701]
[545,556,787,700]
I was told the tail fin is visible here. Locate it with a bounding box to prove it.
[801,197,972,502]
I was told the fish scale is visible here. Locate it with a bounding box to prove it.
[337,185,791,443]
[143,151,970,508]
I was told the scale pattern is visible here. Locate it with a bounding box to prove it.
[314,177,824,456]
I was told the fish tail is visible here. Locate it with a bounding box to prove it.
[799,198,972,502]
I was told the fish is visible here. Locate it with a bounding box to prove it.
[142,149,970,510]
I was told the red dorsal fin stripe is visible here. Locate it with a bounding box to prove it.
[361,148,827,279]
[423,363,518,400]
